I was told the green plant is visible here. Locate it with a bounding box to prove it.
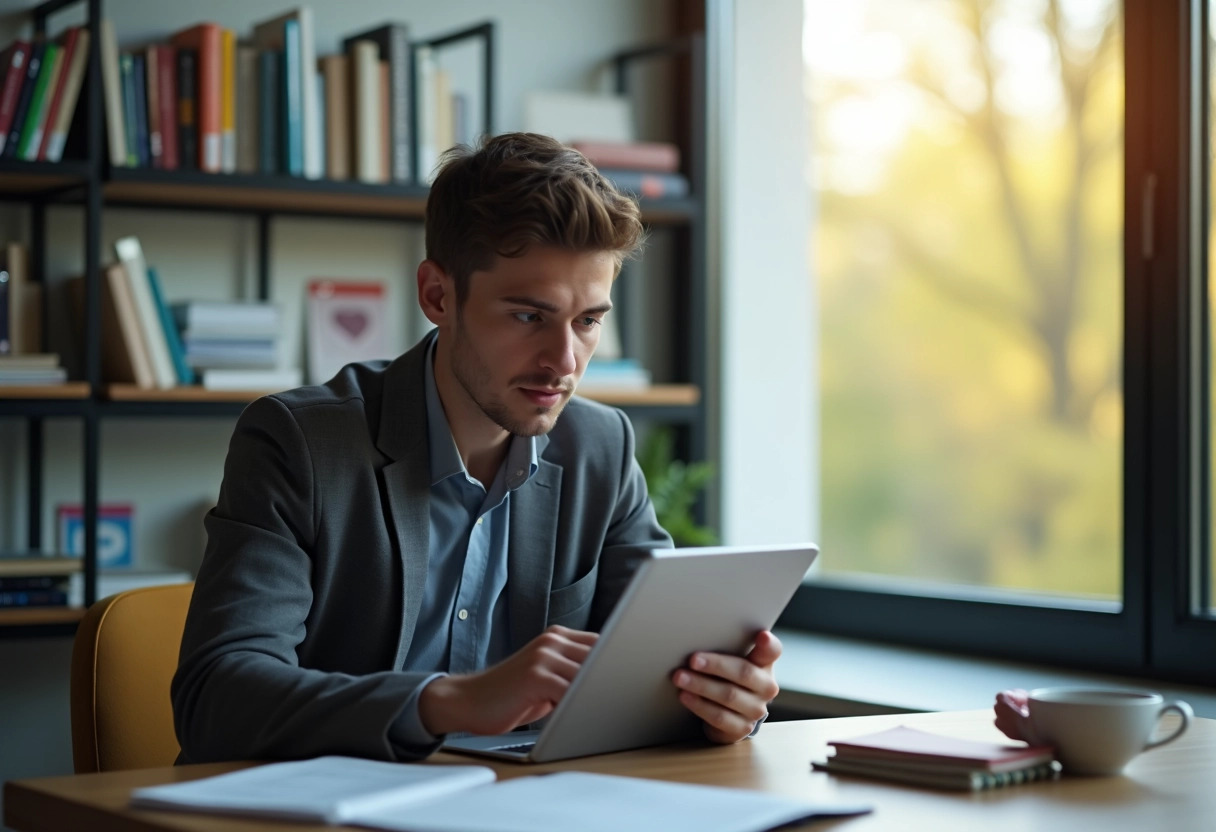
[637,427,717,546]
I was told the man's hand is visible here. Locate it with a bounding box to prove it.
[418,625,597,736]
[672,630,782,744]
[993,689,1031,742]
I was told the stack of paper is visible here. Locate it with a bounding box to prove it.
[813,725,1060,791]
[130,756,872,832]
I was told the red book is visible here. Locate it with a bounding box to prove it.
[828,726,1054,773]
[0,41,31,154]
[34,27,80,160]
[570,139,681,173]
[155,44,178,170]
[168,23,221,172]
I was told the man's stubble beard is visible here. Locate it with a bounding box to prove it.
[450,315,572,437]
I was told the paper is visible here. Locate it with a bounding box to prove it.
[355,771,871,832]
[130,756,495,824]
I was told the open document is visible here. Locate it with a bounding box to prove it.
[130,756,872,832]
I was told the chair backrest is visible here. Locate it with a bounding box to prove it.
[70,583,193,774]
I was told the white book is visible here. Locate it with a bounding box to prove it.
[114,237,176,389]
[98,20,126,167]
[251,8,321,180]
[200,368,302,392]
[128,760,867,832]
[415,45,438,182]
[350,40,383,183]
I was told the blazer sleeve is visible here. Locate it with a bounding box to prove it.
[171,396,439,763]
[588,409,675,631]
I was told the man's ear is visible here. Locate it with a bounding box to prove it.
[417,260,454,326]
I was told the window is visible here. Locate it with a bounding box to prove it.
[784,0,1216,684]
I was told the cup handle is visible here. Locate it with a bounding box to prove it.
[1144,700,1194,751]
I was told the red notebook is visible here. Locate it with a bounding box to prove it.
[827,725,1054,773]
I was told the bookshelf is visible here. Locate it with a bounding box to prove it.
[0,0,710,635]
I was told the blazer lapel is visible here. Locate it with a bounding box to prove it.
[377,336,433,668]
[508,457,562,645]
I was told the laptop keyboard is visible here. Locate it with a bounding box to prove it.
[492,742,536,753]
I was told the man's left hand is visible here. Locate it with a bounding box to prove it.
[672,630,782,744]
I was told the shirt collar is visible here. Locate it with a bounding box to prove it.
[423,333,538,490]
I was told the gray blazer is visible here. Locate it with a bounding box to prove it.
[172,335,672,763]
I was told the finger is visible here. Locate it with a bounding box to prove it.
[746,630,783,667]
[532,630,597,663]
[544,625,599,645]
[673,669,769,723]
[686,653,779,700]
[533,648,585,682]
[677,690,755,743]
[996,690,1030,717]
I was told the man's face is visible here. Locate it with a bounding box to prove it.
[447,246,616,437]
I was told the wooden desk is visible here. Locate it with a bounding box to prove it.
[5,710,1213,831]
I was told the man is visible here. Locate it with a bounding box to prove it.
[172,133,782,763]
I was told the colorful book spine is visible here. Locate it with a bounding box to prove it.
[176,49,196,171]
[156,44,178,170]
[99,20,126,167]
[282,18,303,176]
[0,41,32,155]
[39,27,87,161]
[145,266,193,385]
[119,52,138,167]
[17,42,60,159]
[144,46,162,167]
[168,23,222,172]
[4,41,44,159]
[258,49,279,173]
[131,52,149,167]
[220,27,235,173]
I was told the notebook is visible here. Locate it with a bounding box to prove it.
[129,756,872,832]
[442,543,818,763]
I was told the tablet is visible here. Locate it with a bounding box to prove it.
[442,543,818,763]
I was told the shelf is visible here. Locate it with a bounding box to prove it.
[0,159,90,199]
[579,385,701,406]
[101,168,697,225]
[0,383,90,399]
[0,606,84,627]
[104,384,286,402]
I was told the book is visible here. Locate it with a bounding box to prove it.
[130,52,149,167]
[4,41,43,159]
[41,27,90,162]
[118,52,137,167]
[128,757,869,831]
[176,48,197,171]
[252,7,321,180]
[235,44,258,174]
[342,22,411,182]
[171,300,280,336]
[825,725,1055,772]
[348,40,382,183]
[0,556,81,578]
[257,48,279,173]
[144,45,163,167]
[219,28,235,173]
[57,503,133,567]
[99,20,126,167]
[145,267,192,385]
[114,237,176,388]
[317,54,348,179]
[571,139,681,172]
[199,367,301,391]
[813,755,1061,792]
[5,242,28,356]
[600,168,690,199]
[16,41,61,160]
[66,266,156,388]
[0,41,32,155]
[168,23,222,172]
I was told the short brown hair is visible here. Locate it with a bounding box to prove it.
[425,132,645,302]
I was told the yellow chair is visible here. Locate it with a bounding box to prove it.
[70,583,193,774]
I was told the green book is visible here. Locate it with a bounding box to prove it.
[15,43,59,159]
[119,53,138,167]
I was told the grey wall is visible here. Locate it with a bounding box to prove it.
[0,0,675,821]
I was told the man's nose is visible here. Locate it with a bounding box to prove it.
[539,326,577,378]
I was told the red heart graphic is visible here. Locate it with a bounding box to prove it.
[334,309,368,339]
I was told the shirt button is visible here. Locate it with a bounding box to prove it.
[457,609,469,621]
[476,517,484,526]
[515,469,524,477]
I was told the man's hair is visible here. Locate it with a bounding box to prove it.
[425,132,645,302]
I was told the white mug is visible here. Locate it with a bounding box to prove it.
[1010,687,1193,776]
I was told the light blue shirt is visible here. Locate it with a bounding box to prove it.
[389,336,538,749]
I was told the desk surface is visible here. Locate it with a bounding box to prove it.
[5,710,1213,832]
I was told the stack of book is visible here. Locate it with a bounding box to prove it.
[99,10,436,185]
[0,556,79,609]
[0,240,66,385]
[172,300,298,391]
[0,26,91,163]
[813,725,1060,791]
[572,139,690,199]
[578,357,652,392]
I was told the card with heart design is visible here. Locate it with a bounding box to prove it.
[307,279,389,384]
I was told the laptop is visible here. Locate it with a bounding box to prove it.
[441,543,818,763]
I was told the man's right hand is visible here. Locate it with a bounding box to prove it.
[417,625,598,736]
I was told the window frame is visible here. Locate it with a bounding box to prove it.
[781,0,1216,686]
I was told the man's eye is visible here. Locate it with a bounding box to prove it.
[514,312,541,323]
[579,317,602,328]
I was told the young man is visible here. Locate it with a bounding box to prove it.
[172,133,782,763]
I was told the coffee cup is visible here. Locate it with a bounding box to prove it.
[1008,687,1192,776]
